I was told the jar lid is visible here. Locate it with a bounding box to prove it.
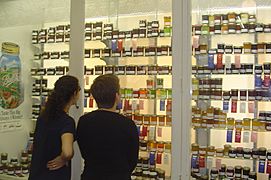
[2,42,20,55]
[227,166,234,170]
[243,166,251,171]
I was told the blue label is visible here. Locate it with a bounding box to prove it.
[149,152,156,165]
[136,125,140,136]
[208,54,215,69]
[111,40,118,52]
[116,100,123,110]
[258,160,266,173]
[226,130,233,143]
[255,75,263,88]
[84,97,87,107]
[160,100,165,111]
[191,155,198,169]
[223,101,229,112]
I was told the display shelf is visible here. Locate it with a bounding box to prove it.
[0,174,28,180]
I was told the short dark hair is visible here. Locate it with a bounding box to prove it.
[90,75,120,109]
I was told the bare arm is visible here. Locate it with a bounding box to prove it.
[47,133,74,170]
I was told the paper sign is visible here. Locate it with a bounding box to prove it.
[139,100,144,110]
[231,100,237,113]
[248,102,255,113]
[235,130,242,143]
[251,131,258,142]
[226,130,233,143]
[192,36,200,48]
[216,159,222,169]
[157,127,163,137]
[160,100,166,111]
[225,56,232,68]
[243,131,250,143]
[240,102,246,113]
[223,101,229,112]
[235,55,241,68]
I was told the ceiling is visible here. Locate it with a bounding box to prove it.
[1,0,271,28]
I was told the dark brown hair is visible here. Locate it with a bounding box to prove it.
[41,75,80,121]
[90,74,120,109]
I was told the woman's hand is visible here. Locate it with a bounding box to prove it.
[47,155,67,170]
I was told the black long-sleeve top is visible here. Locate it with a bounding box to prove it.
[76,110,139,180]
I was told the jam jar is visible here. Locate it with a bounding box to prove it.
[225,44,233,54]
[235,166,242,178]
[243,42,252,54]
[228,23,236,34]
[226,166,234,178]
[242,148,252,159]
[214,24,221,34]
[264,24,271,33]
[210,168,219,179]
[243,167,250,179]
[229,148,236,158]
[257,43,265,53]
[249,23,256,33]
[249,172,257,180]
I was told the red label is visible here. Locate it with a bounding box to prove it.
[235,130,242,143]
[231,100,237,113]
[124,100,130,111]
[198,156,205,168]
[157,127,163,137]
[216,54,223,69]
[156,153,162,164]
[89,98,94,108]
[117,39,123,50]
[266,161,271,174]
[142,126,148,137]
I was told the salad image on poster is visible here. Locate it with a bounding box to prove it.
[0,42,23,109]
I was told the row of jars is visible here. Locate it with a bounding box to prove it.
[31,65,172,77]
[35,45,172,60]
[0,151,31,176]
[194,42,271,55]
[192,106,271,131]
[192,88,271,102]
[191,144,271,160]
[139,141,171,153]
[32,17,171,44]
[191,165,259,180]
[193,22,270,36]
[120,88,172,100]
[127,114,172,127]
[200,13,256,25]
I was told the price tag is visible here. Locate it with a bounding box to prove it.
[160,100,166,111]
[235,130,242,143]
[139,100,144,110]
[251,131,258,143]
[240,102,246,113]
[243,131,250,143]
[226,130,233,143]
[235,55,241,68]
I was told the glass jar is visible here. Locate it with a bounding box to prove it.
[226,166,234,178]
[216,148,224,157]
[243,166,251,179]
[224,144,231,156]
[221,24,229,34]
[243,42,252,54]
[258,43,265,54]
[235,166,242,178]
[229,148,236,158]
[243,148,252,159]
[207,146,215,156]
[228,23,236,34]
[199,146,207,156]
[240,13,249,23]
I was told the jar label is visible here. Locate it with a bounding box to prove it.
[241,29,248,33]
[258,49,264,53]
[215,30,221,34]
[229,29,236,34]
[264,28,271,32]
[244,154,251,159]
[256,27,263,32]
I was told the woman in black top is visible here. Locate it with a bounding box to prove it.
[29,75,80,180]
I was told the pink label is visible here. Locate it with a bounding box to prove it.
[157,127,163,137]
[235,55,241,68]
[216,159,222,169]
[251,131,258,142]
[231,100,237,113]
[248,102,255,113]
[235,130,242,143]
[139,100,144,110]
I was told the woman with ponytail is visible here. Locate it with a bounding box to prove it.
[29,75,80,180]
